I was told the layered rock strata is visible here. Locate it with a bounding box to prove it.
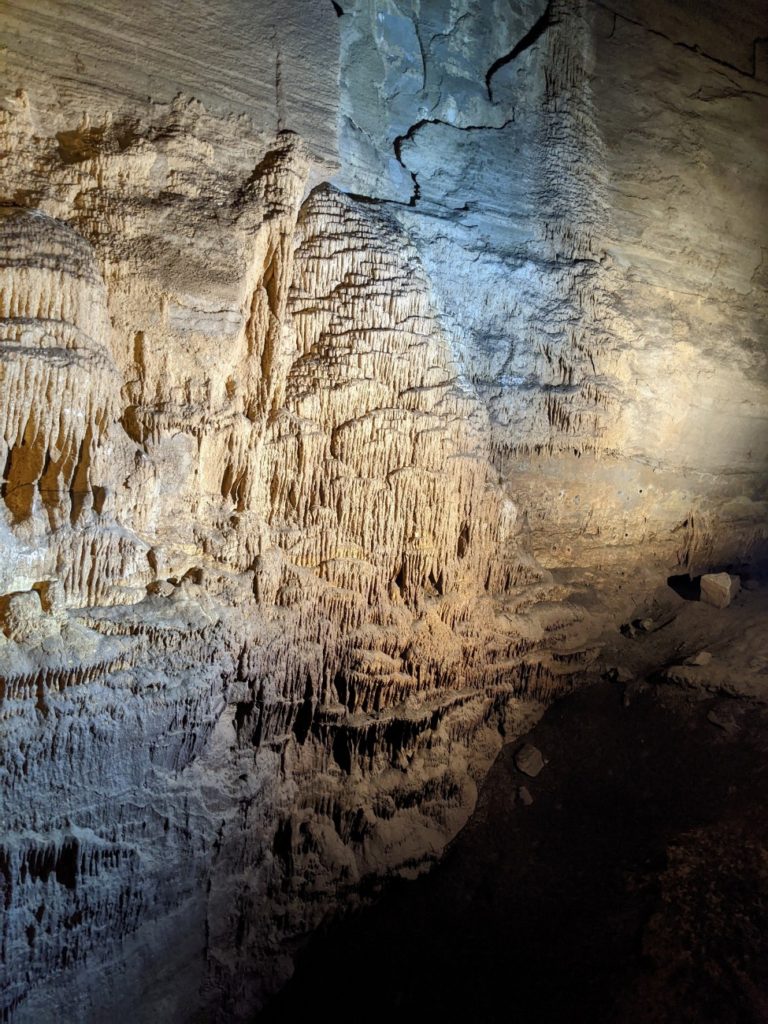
[0,0,766,1020]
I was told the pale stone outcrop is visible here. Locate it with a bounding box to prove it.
[700,572,741,609]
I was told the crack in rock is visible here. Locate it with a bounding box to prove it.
[392,117,515,208]
[596,1,763,79]
[485,1,552,102]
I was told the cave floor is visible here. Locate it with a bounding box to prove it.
[259,600,768,1024]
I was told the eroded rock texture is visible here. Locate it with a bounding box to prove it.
[0,0,766,1020]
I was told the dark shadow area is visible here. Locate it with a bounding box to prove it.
[258,682,768,1024]
[667,572,701,600]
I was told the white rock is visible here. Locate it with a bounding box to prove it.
[685,650,713,666]
[515,743,545,778]
[2,590,44,642]
[700,573,740,609]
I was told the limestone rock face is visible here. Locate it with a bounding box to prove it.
[337,0,768,577]
[0,0,766,1020]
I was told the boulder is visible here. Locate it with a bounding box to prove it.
[700,573,740,609]
[515,743,545,778]
[686,650,713,666]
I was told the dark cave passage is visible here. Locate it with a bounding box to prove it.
[258,681,768,1024]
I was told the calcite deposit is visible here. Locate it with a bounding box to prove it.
[1,0,766,1021]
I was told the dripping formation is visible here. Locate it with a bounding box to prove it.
[1,0,767,1021]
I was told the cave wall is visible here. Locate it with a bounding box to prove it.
[336,0,768,573]
[0,1,766,1021]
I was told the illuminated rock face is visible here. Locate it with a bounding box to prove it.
[338,0,768,575]
[0,0,766,1020]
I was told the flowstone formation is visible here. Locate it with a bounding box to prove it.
[0,92,591,1024]
[1,0,767,1021]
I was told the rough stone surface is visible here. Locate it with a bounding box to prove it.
[700,572,741,609]
[686,650,713,667]
[0,0,766,1021]
[519,785,534,806]
[515,743,546,779]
